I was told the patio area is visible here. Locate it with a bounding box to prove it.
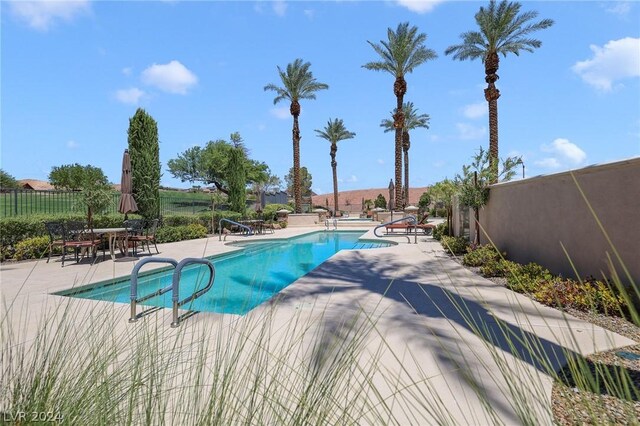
[1,226,635,424]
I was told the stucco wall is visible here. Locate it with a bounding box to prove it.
[474,158,639,285]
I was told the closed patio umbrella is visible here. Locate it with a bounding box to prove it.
[118,149,138,217]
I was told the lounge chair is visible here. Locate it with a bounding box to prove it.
[385,214,434,234]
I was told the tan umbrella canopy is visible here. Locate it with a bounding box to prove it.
[118,149,138,216]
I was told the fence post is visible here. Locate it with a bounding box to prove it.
[13,189,18,216]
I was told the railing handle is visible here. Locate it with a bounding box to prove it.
[171,258,215,328]
[130,257,179,322]
[219,218,253,241]
[373,215,417,244]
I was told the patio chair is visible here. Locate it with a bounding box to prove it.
[124,219,146,256]
[127,219,159,255]
[61,221,104,267]
[44,221,65,263]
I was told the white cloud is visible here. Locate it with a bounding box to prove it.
[462,102,487,119]
[273,0,287,16]
[377,159,385,165]
[115,88,145,105]
[572,37,640,92]
[122,67,132,76]
[455,123,486,140]
[270,106,290,120]
[534,158,561,169]
[9,0,90,31]
[394,0,446,13]
[141,60,198,95]
[542,138,587,164]
[66,140,79,149]
[605,2,631,16]
[346,175,358,183]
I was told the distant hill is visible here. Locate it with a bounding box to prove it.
[311,186,429,212]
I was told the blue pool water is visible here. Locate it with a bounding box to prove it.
[56,231,390,315]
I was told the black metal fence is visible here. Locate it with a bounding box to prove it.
[0,190,224,217]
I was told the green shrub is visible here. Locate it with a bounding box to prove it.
[183,223,207,240]
[155,224,208,244]
[262,204,291,222]
[480,259,519,278]
[440,236,469,256]
[505,262,553,294]
[463,244,504,267]
[13,236,50,261]
[432,222,449,241]
[533,277,627,316]
[435,208,447,217]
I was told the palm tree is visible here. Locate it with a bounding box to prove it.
[445,0,553,181]
[363,22,437,210]
[264,59,329,213]
[381,102,430,206]
[314,118,356,217]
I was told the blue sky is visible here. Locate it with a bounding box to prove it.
[2,1,639,195]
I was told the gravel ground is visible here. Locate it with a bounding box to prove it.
[451,256,640,424]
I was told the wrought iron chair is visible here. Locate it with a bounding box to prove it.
[61,221,103,266]
[44,221,65,263]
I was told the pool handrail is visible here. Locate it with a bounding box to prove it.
[373,215,418,244]
[130,257,179,323]
[171,258,215,328]
[219,218,253,241]
[325,218,337,230]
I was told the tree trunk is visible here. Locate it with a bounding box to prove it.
[393,76,406,210]
[474,208,480,246]
[291,101,302,213]
[484,51,501,183]
[331,143,338,217]
[403,130,410,206]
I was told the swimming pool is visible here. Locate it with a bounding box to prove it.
[56,231,391,315]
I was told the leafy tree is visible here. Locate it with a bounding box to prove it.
[430,179,459,236]
[418,191,431,214]
[49,163,102,191]
[314,118,356,216]
[227,147,247,214]
[456,146,520,244]
[445,0,553,180]
[264,58,329,213]
[285,167,312,198]
[363,199,374,210]
[381,101,430,205]
[374,194,387,209]
[168,137,269,194]
[364,22,437,210]
[128,108,161,220]
[0,169,19,190]
[49,163,112,227]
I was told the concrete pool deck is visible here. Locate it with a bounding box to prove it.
[1,226,636,424]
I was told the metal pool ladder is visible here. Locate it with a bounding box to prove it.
[325,218,337,230]
[219,218,253,241]
[129,257,216,328]
[373,215,418,244]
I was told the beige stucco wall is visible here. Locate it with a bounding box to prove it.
[287,213,322,227]
[476,157,639,285]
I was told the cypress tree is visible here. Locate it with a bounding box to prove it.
[128,108,161,220]
[228,147,246,214]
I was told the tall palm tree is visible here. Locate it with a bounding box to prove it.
[363,22,437,210]
[445,0,553,181]
[381,101,430,206]
[314,118,356,216]
[264,59,329,213]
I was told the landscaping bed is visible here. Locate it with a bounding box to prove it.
[439,238,640,424]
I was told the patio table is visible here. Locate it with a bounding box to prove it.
[92,227,128,260]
